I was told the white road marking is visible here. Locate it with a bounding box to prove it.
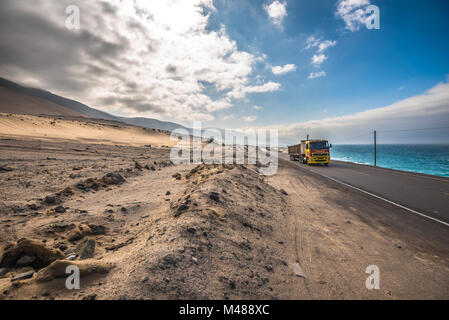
[279,154,449,228]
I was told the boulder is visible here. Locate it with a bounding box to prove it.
[35,260,112,282]
[12,270,34,281]
[67,224,91,242]
[101,172,125,185]
[16,255,36,267]
[76,239,96,260]
[0,239,64,269]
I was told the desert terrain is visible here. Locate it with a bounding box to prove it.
[0,113,448,300]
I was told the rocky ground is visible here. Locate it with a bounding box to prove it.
[0,138,295,300]
[1,135,448,300]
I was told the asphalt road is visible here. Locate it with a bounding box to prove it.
[278,153,449,225]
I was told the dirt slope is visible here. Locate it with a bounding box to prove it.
[0,87,85,117]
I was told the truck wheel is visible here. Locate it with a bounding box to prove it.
[324,163,328,166]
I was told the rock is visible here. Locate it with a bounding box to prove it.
[77,239,96,260]
[0,166,13,172]
[0,238,64,269]
[191,257,199,265]
[166,191,171,196]
[66,254,77,261]
[162,254,177,266]
[266,265,273,272]
[29,203,39,211]
[135,161,143,171]
[186,227,196,235]
[172,173,182,180]
[140,214,150,219]
[16,255,36,267]
[54,206,66,214]
[142,276,149,283]
[177,203,189,213]
[12,270,35,281]
[209,192,220,202]
[280,189,288,196]
[101,172,125,185]
[0,267,10,278]
[35,260,111,282]
[83,294,97,300]
[88,224,107,235]
[44,195,57,204]
[67,224,91,242]
[53,242,68,252]
[61,187,74,196]
[291,263,307,278]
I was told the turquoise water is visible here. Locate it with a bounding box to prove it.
[331,144,449,177]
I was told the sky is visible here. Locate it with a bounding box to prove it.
[0,0,448,144]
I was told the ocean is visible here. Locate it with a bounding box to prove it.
[331,144,449,177]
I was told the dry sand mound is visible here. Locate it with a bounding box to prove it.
[103,164,292,300]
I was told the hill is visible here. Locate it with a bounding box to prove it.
[0,77,187,132]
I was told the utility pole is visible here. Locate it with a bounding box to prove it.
[307,134,309,141]
[374,130,377,167]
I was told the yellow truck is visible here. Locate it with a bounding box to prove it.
[288,139,330,165]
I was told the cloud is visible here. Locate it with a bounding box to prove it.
[243,115,257,122]
[264,1,287,27]
[311,54,327,66]
[245,81,281,93]
[0,0,278,122]
[223,114,236,120]
[335,0,371,32]
[308,71,326,79]
[248,79,449,144]
[305,36,336,53]
[252,105,262,110]
[317,40,337,53]
[271,64,296,75]
[305,36,335,72]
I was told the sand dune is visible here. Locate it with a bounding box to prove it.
[0,113,176,147]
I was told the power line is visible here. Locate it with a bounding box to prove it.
[332,132,372,143]
[331,126,449,143]
[378,126,449,133]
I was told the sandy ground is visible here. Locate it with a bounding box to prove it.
[0,115,448,300]
[0,113,176,147]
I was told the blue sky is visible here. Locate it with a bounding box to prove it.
[209,0,449,131]
[1,0,448,143]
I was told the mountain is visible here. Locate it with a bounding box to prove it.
[0,77,188,132]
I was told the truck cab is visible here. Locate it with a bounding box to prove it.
[305,140,330,165]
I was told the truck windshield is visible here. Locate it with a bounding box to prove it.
[310,141,329,149]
